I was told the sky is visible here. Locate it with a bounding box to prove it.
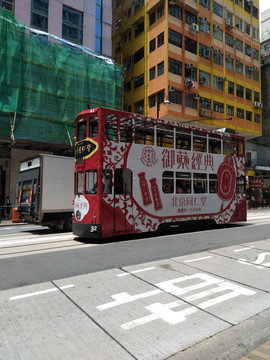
[260,0,270,14]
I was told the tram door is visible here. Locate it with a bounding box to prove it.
[114,169,133,232]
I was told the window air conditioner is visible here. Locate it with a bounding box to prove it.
[191,23,199,32]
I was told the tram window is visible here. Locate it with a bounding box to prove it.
[236,176,245,194]
[135,119,154,145]
[120,116,133,143]
[77,172,84,195]
[115,168,132,194]
[209,174,218,193]
[102,170,112,194]
[175,129,191,150]
[223,138,234,156]
[193,131,207,153]
[105,114,118,140]
[89,115,99,138]
[85,170,98,194]
[77,118,87,141]
[193,173,207,193]
[157,124,174,148]
[176,172,191,193]
[209,134,221,154]
[162,171,174,193]
[236,138,244,156]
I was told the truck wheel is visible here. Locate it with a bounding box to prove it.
[64,215,72,232]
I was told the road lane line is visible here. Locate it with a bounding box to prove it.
[9,284,75,301]
[117,266,156,277]
[184,256,212,263]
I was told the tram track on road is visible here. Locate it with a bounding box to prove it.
[0,232,97,259]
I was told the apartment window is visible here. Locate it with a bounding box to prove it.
[168,4,182,20]
[157,32,164,47]
[150,67,156,80]
[244,0,251,13]
[0,0,14,12]
[254,91,260,102]
[135,101,144,114]
[213,1,223,17]
[185,10,196,25]
[236,108,244,118]
[235,16,243,30]
[246,88,252,101]
[225,57,234,71]
[185,65,197,81]
[213,52,223,66]
[236,84,244,98]
[169,90,182,105]
[199,97,211,109]
[135,21,144,37]
[213,28,223,42]
[225,33,234,47]
[245,44,252,57]
[253,28,258,40]
[227,105,234,116]
[228,81,234,95]
[149,12,156,26]
[157,61,164,76]
[149,38,156,53]
[95,0,102,52]
[185,37,197,54]
[244,22,250,36]
[213,101,224,113]
[185,93,197,109]
[235,0,242,8]
[245,65,252,79]
[157,4,164,19]
[199,22,210,35]
[235,39,243,52]
[134,73,144,88]
[254,114,260,123]
[253,70,259,82]
[31,0,48,31]
[199,44,211,60]
[199,70,211,86]
[169,29,182,48]
[149,95,156,108]
[236,61,243,75]
[199,0,210,10]
[253,48,259,61]
[134,47,144,63]
[252,6,258,19]
[124,82,131,92]
[63,6,83,45]
[169,58,182,76]
[225,10,233,24]
[213,76,224,91]
[246,111,252,121]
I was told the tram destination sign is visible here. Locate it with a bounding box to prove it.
[75,138,98,161]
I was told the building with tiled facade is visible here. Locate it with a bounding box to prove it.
[112,0,262,140]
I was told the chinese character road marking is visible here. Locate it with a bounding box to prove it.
[97,273,256,330]
[238,252,270,269]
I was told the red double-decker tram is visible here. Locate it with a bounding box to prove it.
[73,107,246,238]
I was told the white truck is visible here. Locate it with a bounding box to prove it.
[17,154,74,231]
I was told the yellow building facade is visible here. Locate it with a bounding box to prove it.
[112,0,261,139]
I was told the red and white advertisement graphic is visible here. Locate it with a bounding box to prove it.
[249,177,263,188]
[217,156,236,201]
[138,172,152,206]
[150,178,163,211]
[74,195,89,222]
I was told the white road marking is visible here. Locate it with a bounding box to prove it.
[234,247,254,252]
[117,266,156,277]
[0,234,75,247]
[184,256,212,263]
[9,284,75,301]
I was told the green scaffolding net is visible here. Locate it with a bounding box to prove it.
[0,9,123,145]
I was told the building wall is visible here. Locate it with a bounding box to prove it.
[12,0,112,57]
